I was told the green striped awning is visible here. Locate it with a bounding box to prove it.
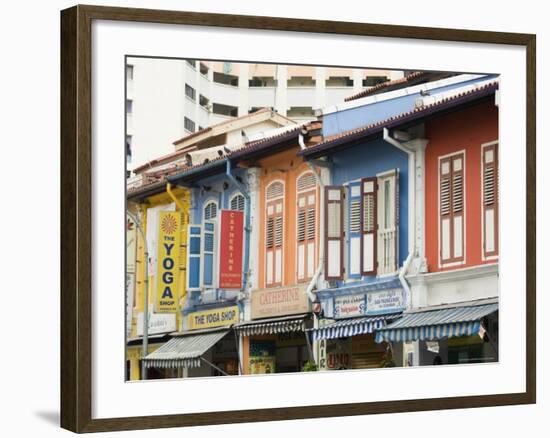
[375,302,498,343]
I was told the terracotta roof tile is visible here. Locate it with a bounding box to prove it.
[344,71,427,102]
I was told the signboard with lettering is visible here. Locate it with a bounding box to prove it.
[218,210,244,289]
[366,288,405,314]
[251,285,310,319]
[249,340,276,374]
[136,312,177,336]
[187,305,239,330]
[155,211,181,313]
[334,294,366,318]
[318,337,352,370]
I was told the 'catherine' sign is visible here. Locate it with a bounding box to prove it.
[251,285,309,319]
[218,210,244,289]
[155,211,181,313]
[366,288,405,314]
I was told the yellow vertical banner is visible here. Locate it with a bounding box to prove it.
[155,211,181,313]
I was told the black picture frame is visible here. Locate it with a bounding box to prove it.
[60,4,536,432]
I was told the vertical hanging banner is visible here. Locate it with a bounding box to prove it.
[218,209,244,289]
[155,211,181,313]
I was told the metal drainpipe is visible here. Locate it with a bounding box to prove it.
[298,133,324,303]
[382,127,414,308]
[225,159,251,297]
[126,209,149,380]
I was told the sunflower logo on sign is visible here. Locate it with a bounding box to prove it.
[160,214,178,234]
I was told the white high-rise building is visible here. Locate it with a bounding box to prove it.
[126,58,403,172]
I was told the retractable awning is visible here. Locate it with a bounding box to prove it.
[234,314,310,337]
[143,328,230,368]
[307,315,392,342]
[375,301,498,343]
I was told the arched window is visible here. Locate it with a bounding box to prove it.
[296,171,318,281]
[265,180,284,287]
[202,200,218,289]
[230,193,245,212]
[203,201,218,220]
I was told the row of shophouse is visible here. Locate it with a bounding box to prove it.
[125,71,500,380]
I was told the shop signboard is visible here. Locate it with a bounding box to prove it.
[136,312,177,336]
[366,288,405,314]
[155,211,181,313]
[249,340,276,374]
[318,337,352,370]
[187,305,239,330]
[251,284,310,319]
[334,294,366,318]
[218,210,244,289]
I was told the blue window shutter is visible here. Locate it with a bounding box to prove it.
[348,181,362,279]
[202,220,216,288]
[187,225,202,291]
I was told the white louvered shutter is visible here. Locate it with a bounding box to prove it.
[230,193,245,212]
[348,181,362,278]
[482,143,498,258]
[325,186,344,280]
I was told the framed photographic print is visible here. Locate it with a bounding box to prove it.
[60,4,536,433]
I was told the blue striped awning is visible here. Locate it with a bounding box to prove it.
[308,316,390,342]
[375,303,498,343]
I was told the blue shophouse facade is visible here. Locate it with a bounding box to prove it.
[168,160,251,330]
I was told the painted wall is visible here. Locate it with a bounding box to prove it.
[424,99,499,272]
[330,138,410,272]
[189,168,248,224]
[322,75,498,137]
[185,168,250,308]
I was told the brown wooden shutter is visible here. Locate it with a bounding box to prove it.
[361,177,378,275]
[440,153,465,264]
[482,143,499,258]
[324,186,344,280]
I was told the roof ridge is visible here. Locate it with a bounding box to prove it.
[344,71,426,102]
[306,80,498,154]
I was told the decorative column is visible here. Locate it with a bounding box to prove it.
[244,167,262,309]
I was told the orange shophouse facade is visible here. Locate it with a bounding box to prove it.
[236,133,324,374]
